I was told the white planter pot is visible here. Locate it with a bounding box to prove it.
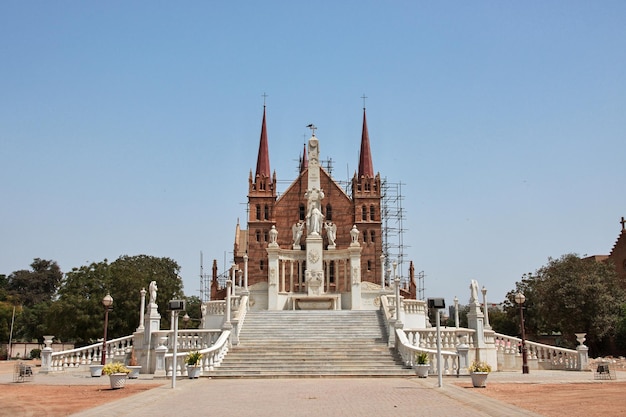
[89,365,104,377]
[414,364,430,378]
[187,365,202,379]
[109,373,127,389]
[470,372,489,388]
[127,365,142,379]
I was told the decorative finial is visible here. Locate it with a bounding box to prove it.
[361,94,368,110]
[306,124,317,136]
[621,216,625,231]
[262,92,268,106]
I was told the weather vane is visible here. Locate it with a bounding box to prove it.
[306,124,317,136]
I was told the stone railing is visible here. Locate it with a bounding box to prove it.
[395,328,461,375]
[44,335,134,372]
[152,329,224,351]
[494,333,585,371]
[161,330,231,378]
[403,299,426,315]
[404,328,477,350]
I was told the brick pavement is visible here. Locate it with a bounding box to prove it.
[69,376,543,417]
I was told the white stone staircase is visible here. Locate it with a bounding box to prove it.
[209,310,414,378]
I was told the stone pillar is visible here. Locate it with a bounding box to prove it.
[267,245,280,309]
[394,277,403,327]
[454,296,460,329]
[137,288,146,332]
[154,340,168,378]
[481,286,491,329]
[380,254,386,291]
[243,254,249,293]
[575,333,589,371]
[40,335,54,373]
[349,244,362,310]
[223,280,233,330]
[456,336,470,375]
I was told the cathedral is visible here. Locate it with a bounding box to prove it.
[227,105,412,310]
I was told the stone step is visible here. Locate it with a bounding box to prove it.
[208,310,408,378]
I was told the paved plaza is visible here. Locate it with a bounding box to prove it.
[3,364,620,417]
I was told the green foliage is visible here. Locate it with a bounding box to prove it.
[7,259,62,306]
[415,351,429,364]
[185,351,202,366]
[102,362,130,375]
[469,361,491,373]
[505,254,625,356]
[30,348,41,359]
[50,255,184,344]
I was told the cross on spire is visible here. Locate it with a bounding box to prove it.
[361,94,368,109]
[306,124,317,136]
[621,216,625,231]
[262,92,268,106]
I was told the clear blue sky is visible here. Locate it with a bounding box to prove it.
[1,1,625,305]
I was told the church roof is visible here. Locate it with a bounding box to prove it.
[299,142,308,173]
[358,108,374,178]
[255,106,271,177]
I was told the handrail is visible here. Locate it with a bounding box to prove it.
[395,328,458,375]
[494,332,580,370]
[164,330,231,376]
[48,335,134,370]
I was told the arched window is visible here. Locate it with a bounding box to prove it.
[299,204,305,221]
[264,205,269,220]
[370,205,375,221]
[259,260,264,271]
[370,230,375,243]
[326,204,333,221]
[329,261,335,283]
[362,205,367,221]
[255,205,261,220]
[263,231,268,242]
[367,260,372,271]
[255,230,261,242]
[363,229,368,243]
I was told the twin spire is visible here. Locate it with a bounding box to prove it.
[254,106,374,180]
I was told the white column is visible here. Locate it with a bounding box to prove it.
[380,254,386,290]
[137,288,146,331]
[482,286,491,329]
[223,280,232,329]
[243,254,249,291]
[454,296,459,329]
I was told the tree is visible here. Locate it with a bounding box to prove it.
[505,254,624,356]
[49,255,184,344]
[7,259,62,306]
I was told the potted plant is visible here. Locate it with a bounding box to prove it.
[413,352,430,378]
[89,363,104,377]
[102,362,130,389]
[185,351,202,379]
[468,361,492,388]
[126,348,142,379]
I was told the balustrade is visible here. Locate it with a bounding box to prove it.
[48,335,134,371]
[494,333,579,370]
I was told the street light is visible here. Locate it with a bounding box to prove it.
[514,292,529,374]
[101,292,113,365]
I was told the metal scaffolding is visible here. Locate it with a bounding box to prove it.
[381,178,410,287]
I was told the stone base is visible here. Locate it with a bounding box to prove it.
[291,295,341,310]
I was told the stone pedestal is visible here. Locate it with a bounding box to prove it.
[267,245,280,309]
[305,234,324,296]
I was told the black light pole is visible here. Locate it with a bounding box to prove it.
[101,293,113,365]
[515,292,529,374]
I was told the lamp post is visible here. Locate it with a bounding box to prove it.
[454,296,459,329]
[514,292,529,374]
[101,293,113,365]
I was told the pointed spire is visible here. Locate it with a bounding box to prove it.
[299,142,308,173]
[358,108,374,178]
[255,106,271,177]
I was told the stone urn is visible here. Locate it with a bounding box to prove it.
[470,372,489,388]
[89,365,104,377]
[109,373,127,389]
[127,365,142,379]
[187,365,202,379]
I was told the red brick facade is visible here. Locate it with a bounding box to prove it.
[233,109,382,292]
